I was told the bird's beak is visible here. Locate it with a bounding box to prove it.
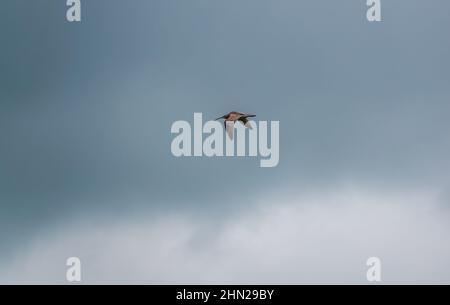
[215,116,224,120]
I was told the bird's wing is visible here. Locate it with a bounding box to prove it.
[225,121,234,140]
[238,117,253,129]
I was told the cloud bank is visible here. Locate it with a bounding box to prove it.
[2,185,449,284]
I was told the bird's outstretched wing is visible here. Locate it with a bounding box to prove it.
[225,121,234,140]
[238,117,253,129]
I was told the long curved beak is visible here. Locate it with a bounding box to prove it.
[215,116,225,120]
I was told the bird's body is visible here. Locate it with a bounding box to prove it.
[215,111,256,139]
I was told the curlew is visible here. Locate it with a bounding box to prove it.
[215,112,256,140]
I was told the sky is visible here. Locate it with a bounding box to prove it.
[1,0,450,284]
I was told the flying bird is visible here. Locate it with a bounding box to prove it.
[215,111,256,139]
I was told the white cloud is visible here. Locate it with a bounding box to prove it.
[1,185,450,284]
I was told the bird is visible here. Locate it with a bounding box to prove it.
[215,111,256,139]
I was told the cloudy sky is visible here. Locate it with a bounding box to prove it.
[1,0,450,284]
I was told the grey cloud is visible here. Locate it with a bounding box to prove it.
[1,185,450,284]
